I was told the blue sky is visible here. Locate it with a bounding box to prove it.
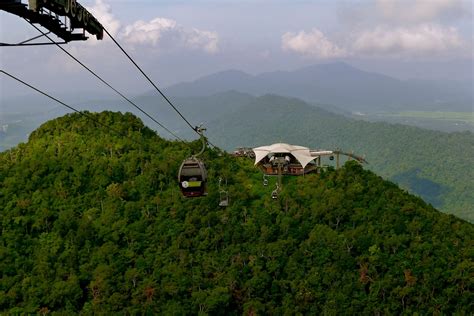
[1,0,472,98]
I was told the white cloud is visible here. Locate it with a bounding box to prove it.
[84,1,218,54]
[281,29,346,59]
[184,28,219,54]
[122,18,177,46]
[86,0,121,37]
[376,0,470,22]
[352,24,464,56]
[121,17,219,54]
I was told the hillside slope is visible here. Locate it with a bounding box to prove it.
[1,112,472,314]
[207,94,474,222]
[1,92,472,221]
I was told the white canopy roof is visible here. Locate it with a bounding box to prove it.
[253,143,315,168]
[310,150,334,156]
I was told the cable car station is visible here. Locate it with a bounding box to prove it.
[249,143,367,176]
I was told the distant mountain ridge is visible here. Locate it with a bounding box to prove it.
[164,62,472,112]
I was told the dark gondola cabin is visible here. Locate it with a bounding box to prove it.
[178,158,207,197]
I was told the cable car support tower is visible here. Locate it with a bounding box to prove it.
[0,0,104,46]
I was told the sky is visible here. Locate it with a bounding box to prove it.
[1,0,473,99]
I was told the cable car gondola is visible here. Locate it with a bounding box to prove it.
[271,183,280,200]
[218,177,229,207]
[178,126,208,197]
[178,158,207,197]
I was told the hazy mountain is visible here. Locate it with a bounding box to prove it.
[133,90,255,133]
[0,90,256,151]
[164,62,473,112]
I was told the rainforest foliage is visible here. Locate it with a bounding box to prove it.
[3,93,473,221]
[0,112,472,314]
[206,94,474,222]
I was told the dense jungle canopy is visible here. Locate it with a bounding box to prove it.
[0,112,472,314]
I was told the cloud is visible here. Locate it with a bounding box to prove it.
[121,17,219,53]
[376,0,470,22]
[352,24,464,56]
[84,1,218,54]
[281,29,346,59]
[86,0,121,37]
[184,28,219,54]
[122,18,177,46]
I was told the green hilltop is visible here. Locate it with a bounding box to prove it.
[1,111,472,314]
[2,93,473,222]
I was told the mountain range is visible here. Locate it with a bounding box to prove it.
[164,62,473,113]
[1,62,472,221]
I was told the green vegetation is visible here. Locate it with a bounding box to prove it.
[1,111,472,314]
[386,111,474,124]
[2,93,473,221]
[207,94,474,222]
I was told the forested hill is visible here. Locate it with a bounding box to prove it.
[2,93,472,222]
[205,94,474,222]
[1,112,472,314]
